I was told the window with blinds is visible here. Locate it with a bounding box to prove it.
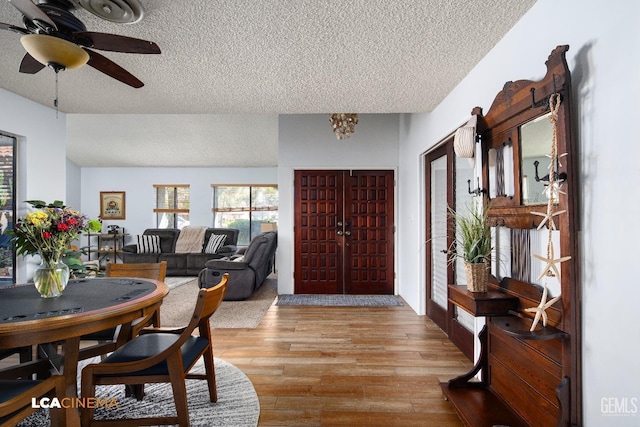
[211,185,277,245]
[153,184,190,229]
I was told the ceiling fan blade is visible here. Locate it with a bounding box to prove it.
[74,32,160,54]
[0,21,28,34]
[8,0,57,30]
[19,52,45,74]
[86,49,144,88]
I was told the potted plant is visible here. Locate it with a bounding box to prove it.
[449,201,492,292]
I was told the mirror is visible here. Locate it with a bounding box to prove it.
[520,113,553,205]
[478,46,573,228]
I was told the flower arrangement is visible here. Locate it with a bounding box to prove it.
[10,200,101,296]
[12,200,102,259]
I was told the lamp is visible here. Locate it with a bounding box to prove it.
[330,113,359,140]
[20,34,89,71]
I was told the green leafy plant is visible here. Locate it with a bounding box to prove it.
[449,201,492,265]
[62,246,99,279]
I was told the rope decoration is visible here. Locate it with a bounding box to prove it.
[525,93,570,331]
[545,93,560,261]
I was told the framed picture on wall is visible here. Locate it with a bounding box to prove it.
[100,191,126,220]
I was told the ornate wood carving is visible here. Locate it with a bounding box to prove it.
[442,45,581,427]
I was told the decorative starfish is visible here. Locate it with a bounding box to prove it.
[524,286,561,331]
[532,242,571,281]
[546,152,568,169]
[531,209,566,230]
[543,181,566,202]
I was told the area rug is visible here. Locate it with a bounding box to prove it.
[161,275,278,328]
[164,276,196,290]
[18,358,260,427]
[276,294,403,307]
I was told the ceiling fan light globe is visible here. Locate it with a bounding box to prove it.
[20,34,89,70]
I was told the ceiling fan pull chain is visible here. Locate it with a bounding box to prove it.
[54,69,59,118]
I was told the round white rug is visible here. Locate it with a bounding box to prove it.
[19,358,260,427]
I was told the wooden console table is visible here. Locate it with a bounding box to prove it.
[442,284,570,426]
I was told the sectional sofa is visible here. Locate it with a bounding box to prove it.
[121,228,239,276]
[199,231,277,300]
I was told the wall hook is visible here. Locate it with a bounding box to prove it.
[533,160,567,184]
[530,74,561,109]
[467,178,486,196]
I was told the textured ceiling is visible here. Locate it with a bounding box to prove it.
[0,0,536,166]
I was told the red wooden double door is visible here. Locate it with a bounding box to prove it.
[294,170,395,295]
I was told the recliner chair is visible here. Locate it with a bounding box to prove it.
[199,232,276,300]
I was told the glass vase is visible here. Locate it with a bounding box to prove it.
[34,256,70,298]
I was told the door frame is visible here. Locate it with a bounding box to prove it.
[293,168,397,295]
[425,143,453,331]
[424,139,474,360]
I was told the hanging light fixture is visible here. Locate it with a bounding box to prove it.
[20,34,90,71]
[329,113,359,140]
[19,34,90,116]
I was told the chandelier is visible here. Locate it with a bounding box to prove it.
[329,113,359,140]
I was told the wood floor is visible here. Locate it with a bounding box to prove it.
[0,298,472,426]
[211,300,472,426]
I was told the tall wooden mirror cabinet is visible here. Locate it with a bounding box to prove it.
[441,45,581,426]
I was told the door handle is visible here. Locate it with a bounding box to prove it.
[337,230,344,236]
[344,230,351,236]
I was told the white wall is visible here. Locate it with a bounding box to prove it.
[66,159,82,210]
[277,113,399,294]
[80,166,277,243]
[398,0,640,425]
[0,88,68,282]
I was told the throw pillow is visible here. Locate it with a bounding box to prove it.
[136,234,161,253]
[205,234,227,254]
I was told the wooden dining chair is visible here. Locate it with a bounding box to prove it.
[0,375,80,427]
[105,261,168,282]
[105,261,168,334]
[78,261,168,361]
[81,273,228,427]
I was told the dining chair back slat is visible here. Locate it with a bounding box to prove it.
[105,261,167,282]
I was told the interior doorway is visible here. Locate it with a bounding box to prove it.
[425,139,474,359]
[294,170,395,295]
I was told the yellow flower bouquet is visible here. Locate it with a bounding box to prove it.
[10,200,102,297]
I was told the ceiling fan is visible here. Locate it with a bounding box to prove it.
[0,0,160,88]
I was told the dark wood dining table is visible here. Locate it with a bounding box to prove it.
[0,278,168,425]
